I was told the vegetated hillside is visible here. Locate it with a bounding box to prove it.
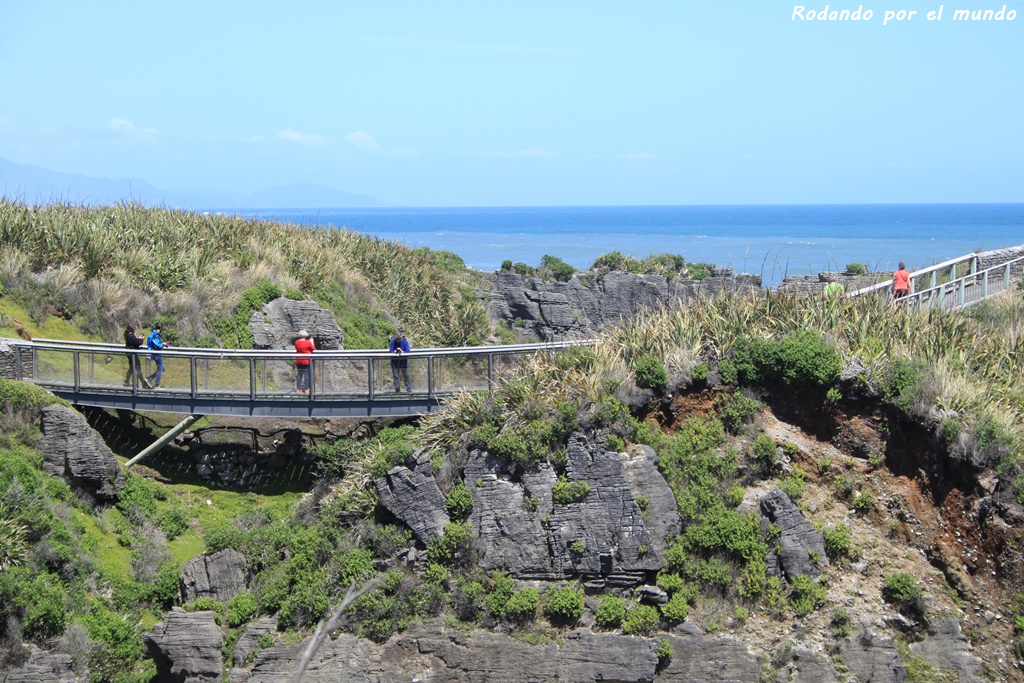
[0,199,490,348]
[2,270,1024,679]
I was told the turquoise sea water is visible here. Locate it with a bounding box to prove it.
[234,204,1024,287]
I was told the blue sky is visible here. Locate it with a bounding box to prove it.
[0,1,1021,206]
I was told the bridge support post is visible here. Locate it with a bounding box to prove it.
[125,414,201,468]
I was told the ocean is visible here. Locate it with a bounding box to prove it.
[233,204,1024,287]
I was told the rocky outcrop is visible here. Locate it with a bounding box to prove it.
[144,609,223,683]
[231,617,278,669]
[375,453,449,545]
[773,647,839,682]
[658,632,764,682]
[486,269,761,340]
[179,549,249,603]
[466,432,677,581]
[623,444,682,559]
[760,488,827,580]
[36,405,123,502]
[908,618,982,683]
[233,621,761,682]
[0,644,80,682]
[249,298,343,351]
[839,633,907,683]
[466,450,556,576]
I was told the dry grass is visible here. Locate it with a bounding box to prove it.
[0,199,482,346]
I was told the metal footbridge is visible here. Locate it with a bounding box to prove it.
[2,340,584,418]
[848,250,1024,309]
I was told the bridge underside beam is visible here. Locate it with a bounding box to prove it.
[51,390,444,418]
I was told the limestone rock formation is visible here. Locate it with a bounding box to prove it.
[231,617,278,670]
[179,549,249,603]
[839,633,907,683]
[467,432,675,581]
[466,449,556,577]
[375,453,449,544]
[909,618,982,683]
[144,609,224,683]
[36,405,123,502]
[0,644,80,682]
[232,621,762,682]
[623,444,682,558]
[486,269,762,340]
[249,298,343,351]
[760,488,827,580]
[773,647,839,683]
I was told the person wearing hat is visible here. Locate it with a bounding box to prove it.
[145,323,170,388]
[294,329,315,393]
[389,328,412,393]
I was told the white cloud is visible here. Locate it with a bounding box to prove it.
[106,118,156,138]
[346,131,380,152]
[243,135,265,143]
[277,129,327,146]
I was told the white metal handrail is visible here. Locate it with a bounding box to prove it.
[901,256,1024,311]
[847,252,982,298]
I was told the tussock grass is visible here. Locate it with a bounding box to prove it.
[422,287,1024,456]
[0,199,484,347]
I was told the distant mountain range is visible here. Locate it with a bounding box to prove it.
[0,156,389,209]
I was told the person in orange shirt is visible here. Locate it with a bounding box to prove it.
[892,262,911,299]
[294,329,315,393]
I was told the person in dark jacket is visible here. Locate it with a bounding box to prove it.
[146,323,170,388]
[389,329,412,393]
[123,325,152,388]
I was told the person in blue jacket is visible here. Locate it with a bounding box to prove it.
[146,323,170,388]
[389,329,412,393]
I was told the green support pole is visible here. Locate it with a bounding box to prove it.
[125,414,201,468]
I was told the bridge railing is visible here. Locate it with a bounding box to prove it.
[7,339,590,403]
[848,253,1023,310]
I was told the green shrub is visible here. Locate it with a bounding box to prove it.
[661,592,689,623]
[852,491,872,512]
[622,603,660,636]
[882,572,924,616]
[733,331,841,390]
[544,585,585,624]
[427,521,474,566]
[77,601,145,683]
[656,638,673,661]
[184,597,225,622]
[633,355,668,392]
[540,255,575,282]
[595,596,626,628]
[487,570,517,617]
[845,262,867,275]
[503,587,540,623]
[691,363,709,384]
[779,469,806,501]
[606,433,626,452]
[656,572,685,595]
[717,359,737,385]
[788,574,827,617]
[552,477,590,505]
[227,590,259,628]
[445,482,474,520]
[750,434,777,465]
[823,524,852,561]
[0,567,69,640]
[155,508,189,540]
[720,391,760,434]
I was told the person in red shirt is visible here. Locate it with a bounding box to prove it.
[892,262,911,299]
[294,330,315,393]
